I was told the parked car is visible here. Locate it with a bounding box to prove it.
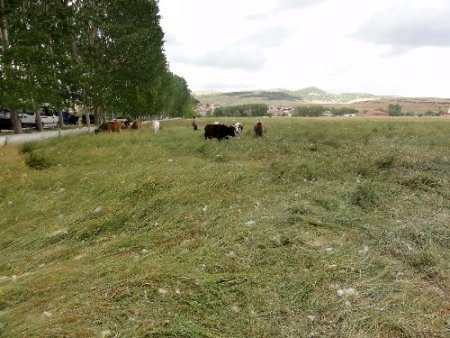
[0,105,59,130]
[0,109,13,131]
[20,105,59,128]
[62,110,80,125]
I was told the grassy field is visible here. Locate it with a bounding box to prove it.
[0,117,449,337]
[336,98,450,115]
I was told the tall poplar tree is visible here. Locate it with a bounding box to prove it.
[1,0,193,134]
[0,0,78,133]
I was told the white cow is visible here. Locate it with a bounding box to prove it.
[152,120,160,133]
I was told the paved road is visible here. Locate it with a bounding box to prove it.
[0,127,95,147]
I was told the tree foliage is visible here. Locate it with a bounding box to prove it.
[388,104,402,116]
[0,0,192,133]
[330,107,358,116]
[293,105,326,117]
[214,104,268,117]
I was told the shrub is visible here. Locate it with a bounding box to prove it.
[350,182,378,210]
[19,142,36,154]
[25,152,55,170]
[374,154,396,169]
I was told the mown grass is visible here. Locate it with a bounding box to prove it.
[0,117,449,337]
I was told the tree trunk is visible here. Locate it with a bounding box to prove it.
[10,109,23,134]
[94,108,100,126]
[0,0,9,48]
[35,108,43,131]
[85,110,90,129]
[58,110,64,128]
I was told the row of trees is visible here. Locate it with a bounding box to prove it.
[0,0,193,133]
[213,104,269,117]
[293,105,358,117]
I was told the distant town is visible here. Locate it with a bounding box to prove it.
[193,88,450,117]
[195,102,450,118]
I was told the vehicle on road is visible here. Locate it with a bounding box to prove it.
[0,105,59,131]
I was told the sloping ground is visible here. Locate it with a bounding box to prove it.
[0,118,449,337]
[194,87,378,106]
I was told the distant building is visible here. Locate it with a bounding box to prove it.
[357,109,388,117]
[267,105,294,116]
[195,103,218,116]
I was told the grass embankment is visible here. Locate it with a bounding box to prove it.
[0,118,449,337]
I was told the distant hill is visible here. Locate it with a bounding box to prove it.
[194,87,450,114]
[193,87,379,106]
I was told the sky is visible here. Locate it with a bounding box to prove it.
[159,0,450,97]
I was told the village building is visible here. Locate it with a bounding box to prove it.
[357,109,389,117]
[195,103,218,116]
[443,106,450,117]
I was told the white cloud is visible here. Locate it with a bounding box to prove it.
[159,0,450,97]
[354,1,450,49]
[275,0,328,10]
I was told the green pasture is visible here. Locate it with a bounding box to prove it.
[0,117,449,337]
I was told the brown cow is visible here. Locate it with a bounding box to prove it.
[115,118,130,129]
[130,118,142,129]
[254,121,264,137]
[95,120,121,133]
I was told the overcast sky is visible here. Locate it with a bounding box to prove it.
[159,0,450,97]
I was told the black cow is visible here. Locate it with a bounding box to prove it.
[204,123,235,140]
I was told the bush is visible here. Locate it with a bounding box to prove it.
[25,152,55,170]
[388,103,402,116]
[374,154,396,169]
[19,142,36,154]
[350,182,379,210]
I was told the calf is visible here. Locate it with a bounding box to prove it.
[254,121,264,137]
[204,123,235,140]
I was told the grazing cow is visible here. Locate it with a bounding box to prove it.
[152,120,161,134]
[254,121,264,137]
[204,123,235,140]
[95,120,121,134]
[115,118,130,129]
[192,118,199,130]
[234,122,244,136]
[130,118,142,129]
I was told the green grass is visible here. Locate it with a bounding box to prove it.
[0,117,449,337]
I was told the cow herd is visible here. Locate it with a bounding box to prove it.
[203,121,264,140]
[95,118,266,140]
[94,118,142,134]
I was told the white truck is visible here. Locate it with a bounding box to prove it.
[0,105,59,130]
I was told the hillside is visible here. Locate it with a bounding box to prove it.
[1,118,449,337]
[193,87,378,106]
[194,88,450,114]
